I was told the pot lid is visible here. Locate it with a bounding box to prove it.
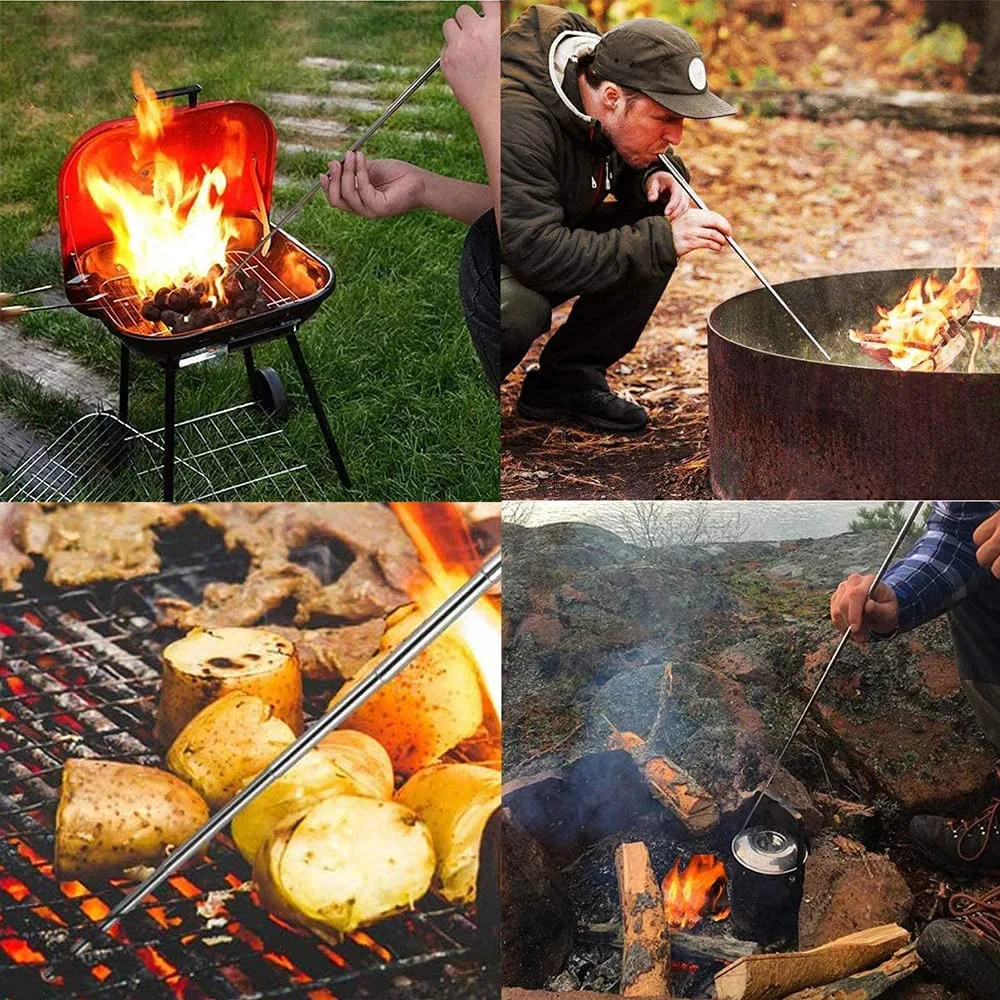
[731,827,805,875]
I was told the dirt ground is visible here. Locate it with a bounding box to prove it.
[501,116,1000,499]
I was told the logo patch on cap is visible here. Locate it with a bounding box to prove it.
[688,57,707,90]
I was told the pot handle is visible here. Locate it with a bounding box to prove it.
[133,84,202,109]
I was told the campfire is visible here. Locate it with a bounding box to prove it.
[662,854,731,930]
[847,264,996,373]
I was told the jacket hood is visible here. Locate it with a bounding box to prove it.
[502,5,604,144]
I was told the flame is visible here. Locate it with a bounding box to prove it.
[849,265,982,372]
[389,503,501,723]
[662,854,730,930]
[81,72,241,302]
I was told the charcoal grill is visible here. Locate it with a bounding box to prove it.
[708,266,1000,498]
[0,528,492,999]
[50,83,350,501]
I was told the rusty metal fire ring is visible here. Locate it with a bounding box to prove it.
[708,266,1000,499]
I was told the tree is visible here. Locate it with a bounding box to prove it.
[598,501,745,549]
[924,0,1000,93]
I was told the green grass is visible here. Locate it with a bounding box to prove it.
[0,2,498,500]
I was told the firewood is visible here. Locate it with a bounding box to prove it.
[714,924,910,1000]
[502,991,678,1000]
[584,922,759,966]
[614,841,671,997]
[782,943,920,999]
[607,729,719,834]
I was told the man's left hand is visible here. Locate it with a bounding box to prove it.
[645,171,690,221]
[973,509,1000,578]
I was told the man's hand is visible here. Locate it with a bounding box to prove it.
[441,2,499,126]
[645,171,690,221]
[671,209,732,256]
[320,154,426,219]
[973,509,1000,579]
[830,573,900,647]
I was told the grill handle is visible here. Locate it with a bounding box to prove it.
[132,83,202,108]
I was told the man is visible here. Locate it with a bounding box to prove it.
[831,502,1000,999]
[500,6,734,432]
[320,3,500,391]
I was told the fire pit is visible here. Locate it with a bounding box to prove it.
[0,517,496,998]
[708,266,1000,498]
[48,81,349,500]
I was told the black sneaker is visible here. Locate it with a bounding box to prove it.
[917,889,1000,1000]
[516,372,648,432]
[910,798,1000,875]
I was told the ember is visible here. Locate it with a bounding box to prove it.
[848,264,987,372]
[662,854,731,930]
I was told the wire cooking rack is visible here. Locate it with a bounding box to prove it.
[96,244,305,337]
[0,540,486,998]
[0,403,322,502]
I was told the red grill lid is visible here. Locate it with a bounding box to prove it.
[57,96,277,273]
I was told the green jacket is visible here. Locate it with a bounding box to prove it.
[501,4,689,297]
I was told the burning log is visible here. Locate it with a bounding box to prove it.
[614,841,671,997]
[583,922,759,966]
[714,924,910,1000]
[782,943,920,1000]
[847,265,983,372]
[607,729,719,834]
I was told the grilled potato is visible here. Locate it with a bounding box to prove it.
[155,627,302,748]
[396,763,501,904]
[327,610,483,774]
[230,730,393,864]
[166,691,296,810]
[254,795,435,939]
[55,759,209,881]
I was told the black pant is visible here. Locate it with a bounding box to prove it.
[501,204,674,390]
[949,574,1000,753]
[459,210,501,397]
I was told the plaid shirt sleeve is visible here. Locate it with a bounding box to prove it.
[879,501,1000,635]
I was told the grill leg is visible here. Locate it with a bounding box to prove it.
[118,345,130,423]
[163,364,176,502]
[243,346,255,393]
[285,332,352,491]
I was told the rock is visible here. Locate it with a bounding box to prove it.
[500,809,575,988]
[587,664,668,741]
[504,753,657,865]
[518,613,565,651]
[768,562,804,579]
[799,834,914,949]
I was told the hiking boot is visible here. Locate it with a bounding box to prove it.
[917,888,1000,1000]
[910,797,1000,875]
[516,372,648,432]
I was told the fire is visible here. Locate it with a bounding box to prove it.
[849,265,983,372]
[82,71,241,302]
[389,503,501,723]
[662,854,730,930]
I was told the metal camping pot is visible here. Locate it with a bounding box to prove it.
[729,827,808,946]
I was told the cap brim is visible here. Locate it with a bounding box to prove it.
[645,88,737,120]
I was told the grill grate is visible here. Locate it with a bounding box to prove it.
[0,403,323,503]
[0,532,484,998]
[97,245,303,338]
